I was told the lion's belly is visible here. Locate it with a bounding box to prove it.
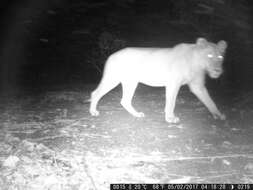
[119,62,171,87]
[138,72,168,87]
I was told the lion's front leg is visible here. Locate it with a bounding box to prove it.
[165,84,181,123]
[189,84,226,120]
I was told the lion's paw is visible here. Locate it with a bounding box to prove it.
[134,112,145,118]
[213,113,226,120]
[166,116,180,124]
[219,113,226,120]
[90,109,100,117]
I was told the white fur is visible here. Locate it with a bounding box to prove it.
[89,38,227,123]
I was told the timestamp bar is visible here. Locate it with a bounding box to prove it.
[110,184,252,190]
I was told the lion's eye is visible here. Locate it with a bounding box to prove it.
[217,55,223,59]
[207,54,214,58]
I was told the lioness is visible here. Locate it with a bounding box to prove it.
[89,38,227,123]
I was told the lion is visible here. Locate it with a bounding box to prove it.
[89,38,227,123]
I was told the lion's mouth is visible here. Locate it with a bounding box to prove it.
[209,71,222,78]
[208,66,223,78]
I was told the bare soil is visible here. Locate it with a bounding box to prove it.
[0,84,253,190]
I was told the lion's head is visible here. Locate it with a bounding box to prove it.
[196,38,227,79]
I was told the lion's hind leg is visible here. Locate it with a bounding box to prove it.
[120,82,145,118]
[89,77,119,116]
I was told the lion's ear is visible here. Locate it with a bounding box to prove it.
[196,38,207,46]
[217,40,227,53]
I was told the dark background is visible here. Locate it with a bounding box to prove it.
[0,0,252,95]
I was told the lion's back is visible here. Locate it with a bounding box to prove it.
[102,43,198,85]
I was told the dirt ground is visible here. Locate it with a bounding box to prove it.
[0,84,253,189]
